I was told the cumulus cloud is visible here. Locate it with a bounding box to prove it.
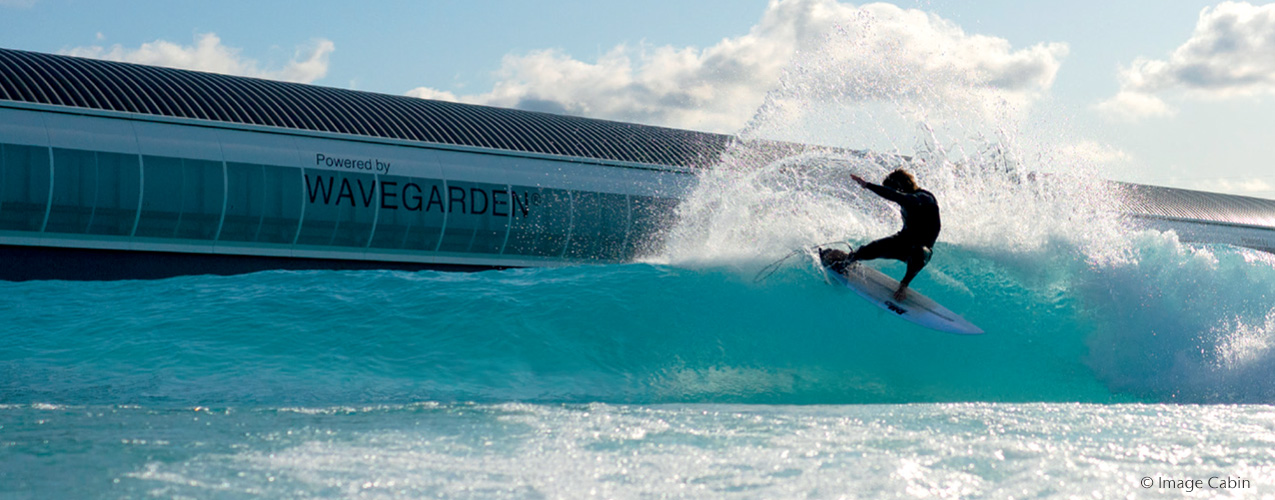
[62,33,334,84]
[403,87,459,102]
[406,0,1068,134]
[1094,91,1175,121]
[1099,1,1275,120]
[752,2,1067,137]
[1053,139,1135,166]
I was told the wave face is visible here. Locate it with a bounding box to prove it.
[4,228,1274,405]
[648,137,1275,404]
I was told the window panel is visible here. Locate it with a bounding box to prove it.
[565,191,629,261]
[624,196,677,260]
[136,155,223,240]
[435,180,510,255]
[329,171,378,248]
[504,186,571,257]
[0,143,51,232]
[297,170,376,248]
[221,162,265,242]
[259,165,302,244]
[87,151,140,236]
[135,156,184,238]
[369,175,446,251]
[173,158,223,240]
[46,148,97,234]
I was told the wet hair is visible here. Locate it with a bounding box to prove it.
[882,169,920,192]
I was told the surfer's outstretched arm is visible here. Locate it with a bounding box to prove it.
[852,174,911,205]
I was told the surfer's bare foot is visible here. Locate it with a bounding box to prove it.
[893,287,908,302]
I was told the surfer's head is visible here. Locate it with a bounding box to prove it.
[883,169,920,192]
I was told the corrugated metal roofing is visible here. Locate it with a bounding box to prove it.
[1117,182,1275,229]
[0,47,730,167]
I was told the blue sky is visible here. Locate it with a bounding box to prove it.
[2,0,1273,197]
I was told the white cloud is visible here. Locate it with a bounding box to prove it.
[405,0,1068,134]
[404,87,459,102]
[1055,139,1135,166]
[753,2,1068,135]
[1095,91,1175,121]
[1100,1,1275,120]
[62,33,334,84]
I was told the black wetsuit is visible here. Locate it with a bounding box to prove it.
[826,182,941,289]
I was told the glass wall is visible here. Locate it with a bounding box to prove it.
[0,140,680,264]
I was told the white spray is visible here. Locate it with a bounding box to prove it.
[658,7,1128,269]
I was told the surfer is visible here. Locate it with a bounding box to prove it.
[820,169,941,302]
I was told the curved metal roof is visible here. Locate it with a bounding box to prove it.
[1117,182,1275,229]
[0,47,730,168]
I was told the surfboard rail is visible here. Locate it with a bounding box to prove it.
[823,261,984,335]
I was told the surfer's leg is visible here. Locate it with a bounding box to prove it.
[819,248,852,273]
[819,248,848,264]
[898,245,932,290]
[853,235,904,263]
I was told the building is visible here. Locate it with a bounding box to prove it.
[0,48,731,280]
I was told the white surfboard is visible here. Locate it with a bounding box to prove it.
[822,261,983,335]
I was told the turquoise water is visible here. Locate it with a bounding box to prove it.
[7,236,1273,407]
[4,230,1275,497]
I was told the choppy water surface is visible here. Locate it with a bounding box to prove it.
[4,402,1274,498]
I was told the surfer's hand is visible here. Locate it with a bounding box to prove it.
[850,174,868,187]
[893,287,908,302]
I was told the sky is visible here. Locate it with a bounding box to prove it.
[2,0,1273,198]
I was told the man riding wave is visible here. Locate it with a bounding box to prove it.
[819,168,941,302]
